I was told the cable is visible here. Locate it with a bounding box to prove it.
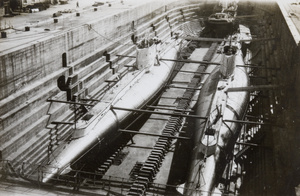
[86,24,134,47]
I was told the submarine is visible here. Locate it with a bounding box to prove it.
[40,37,183,183]
[184,31,251,195]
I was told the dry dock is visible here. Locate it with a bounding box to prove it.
[1,0,300,195]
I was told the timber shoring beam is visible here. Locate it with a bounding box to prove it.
[223,119,269,125]
[168,85,202,90]
[226,85,281,92]
[116,54,136,58]
[235,141,259,147]
[51,121,74,125]
[116,55,221,66]
[119,129,190,140]
[180,36,225,42]
[80,98,100,102]
[174,69,211,74]
[47,99,95,106]
[249,75,267,79]
[105,79,118,83]
[111,106,207,119]
[124,65,135,67]
[160,58,220,65]
[146,105,193,112]
[236,65,280,70]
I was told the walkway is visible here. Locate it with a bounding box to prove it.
[277,0,300,43]
[0,0,176,52]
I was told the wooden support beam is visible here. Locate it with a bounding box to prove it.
[236,14,262,18]
[226,85,281,92]
[156,104,177,108]
[47,99,95,106]
[146,105,193,112]
[105,79,118,83]
[174,69,210,74]
[116,54,136,58]
[168,85,202,90]
[223,119,268,125]
[148,117,169,121]
[119,129,190,140]
[80,98,100,102]
[249,75,267,79]
[160,96,178,100]
[245,115,264,119]
[111,106,207,119]
[124,65,135,67]
[180,36,225,42]
[236,65,279,70]
[236,142,259,147]
[51,121,74,125]
[160,58,220,65]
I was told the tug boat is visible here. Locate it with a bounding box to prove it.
[40,37,182,183]
[207,12,235,26]
[184,32,250,195]
[206,0,238,38]
[205,12,235,38]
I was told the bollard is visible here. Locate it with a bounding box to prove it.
[94,8,97,11]
[76,12,80,17]
[1,32,7,38]
[25,26,30,31]
[108,4,111,7]
[54,18,58,23]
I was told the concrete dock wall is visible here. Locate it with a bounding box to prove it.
[0,0,201,169]
[270,2,300,195]
[236,1,300,195]
[0,0,300,193]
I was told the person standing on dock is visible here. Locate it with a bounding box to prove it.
[76,1,79,8]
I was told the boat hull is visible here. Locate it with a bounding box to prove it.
[40,42,182,183]
[184,52,249,196]
[204,20,234,38]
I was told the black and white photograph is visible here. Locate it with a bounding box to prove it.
[0,0,299,195]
